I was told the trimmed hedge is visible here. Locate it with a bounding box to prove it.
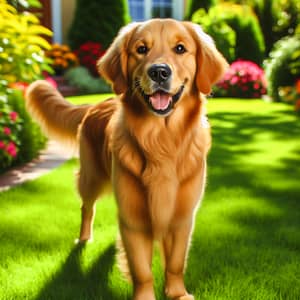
[68,0,131,50]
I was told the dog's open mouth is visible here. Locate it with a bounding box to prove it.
[136,82,184,116]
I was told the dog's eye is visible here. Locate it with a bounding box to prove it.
[137,45,149,55]
[174,44,186,54]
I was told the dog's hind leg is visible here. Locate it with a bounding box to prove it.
[77,169,102,243]
[76,133,109,243]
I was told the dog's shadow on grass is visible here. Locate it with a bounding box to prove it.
[35,243,128,300]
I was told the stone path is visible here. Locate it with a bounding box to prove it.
[0,141,73,192]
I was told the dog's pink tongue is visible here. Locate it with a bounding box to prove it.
[150,92,171,110]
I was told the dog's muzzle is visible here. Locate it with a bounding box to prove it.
[135,64,184,116]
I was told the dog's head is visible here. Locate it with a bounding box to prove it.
[98,19,228,116]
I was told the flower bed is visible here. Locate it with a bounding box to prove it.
[74,41,106,76]
[46,44,79,75]
[0,98,22,171]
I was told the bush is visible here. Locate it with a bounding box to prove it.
[192,3,265,65]
[214,60,267,98]
[264,35,300,102]
[185,0,217,20]
[65,66,112,94]
[278,79,300,113]
[8,89,46,167]
[0,1,52,84]
[0,89,46,173]
[0,93,22,171]
[192,9,236,62]
[68,0,131,50]
[74,42,105,76]
[0,0,51,172]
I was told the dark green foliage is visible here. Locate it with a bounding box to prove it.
[228,0,300,55]
[220,4,265,65]
[192,3,265,65]
[65,66,112,94]
[8,90,46,165]
[192,9,236,62]
[264,35,300,102]
[185,0,217,20]
[68,0,131,50]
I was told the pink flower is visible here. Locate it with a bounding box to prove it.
[9,111,18,122]
[230,76,239,85]
[6,142,17,158]
[3,127,11,135]
[0,141,5,149]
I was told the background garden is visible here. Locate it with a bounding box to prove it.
[0,0,299,299]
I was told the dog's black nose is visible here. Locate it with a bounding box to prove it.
[148,64,172,83]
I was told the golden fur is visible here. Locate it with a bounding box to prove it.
[25,19,228,300]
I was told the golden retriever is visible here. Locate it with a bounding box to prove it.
[25,19,228,300]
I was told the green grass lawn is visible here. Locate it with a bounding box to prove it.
[0,96,299,300]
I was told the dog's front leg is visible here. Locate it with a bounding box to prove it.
[120,224,155,300]
[163,222,194,300]
[163,167,206,300]
[113,163,156,300]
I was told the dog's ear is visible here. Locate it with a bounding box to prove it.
[97,23,140,94]
[185,22,229,95]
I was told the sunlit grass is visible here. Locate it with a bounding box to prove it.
[0,96,299,300]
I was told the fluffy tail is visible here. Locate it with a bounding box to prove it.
[25,80,91,150]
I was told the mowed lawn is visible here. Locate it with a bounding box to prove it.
[0,96,299,300]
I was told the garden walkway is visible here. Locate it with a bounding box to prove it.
[0,141,73,191]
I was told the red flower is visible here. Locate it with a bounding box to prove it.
[253,83,260,90]
[6,142,17,157]
[75,41,106,76]
[0,141,5,149]
[3,127,11,135]
[9,111,18,122]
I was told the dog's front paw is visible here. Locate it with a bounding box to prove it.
[74,237,93,245]
[174,294,194,300]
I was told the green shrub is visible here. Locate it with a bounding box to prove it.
[68,0,131,50]
[8,89,46,166]
[264,34,300,102]
[0,92,22,172]
[0,0,50,172]
[192,3,265,65]
[0,89,46,173]
[185,0,217,20]
[192,9,236,62]
[65,66,112,94]
[0,0,52,85]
